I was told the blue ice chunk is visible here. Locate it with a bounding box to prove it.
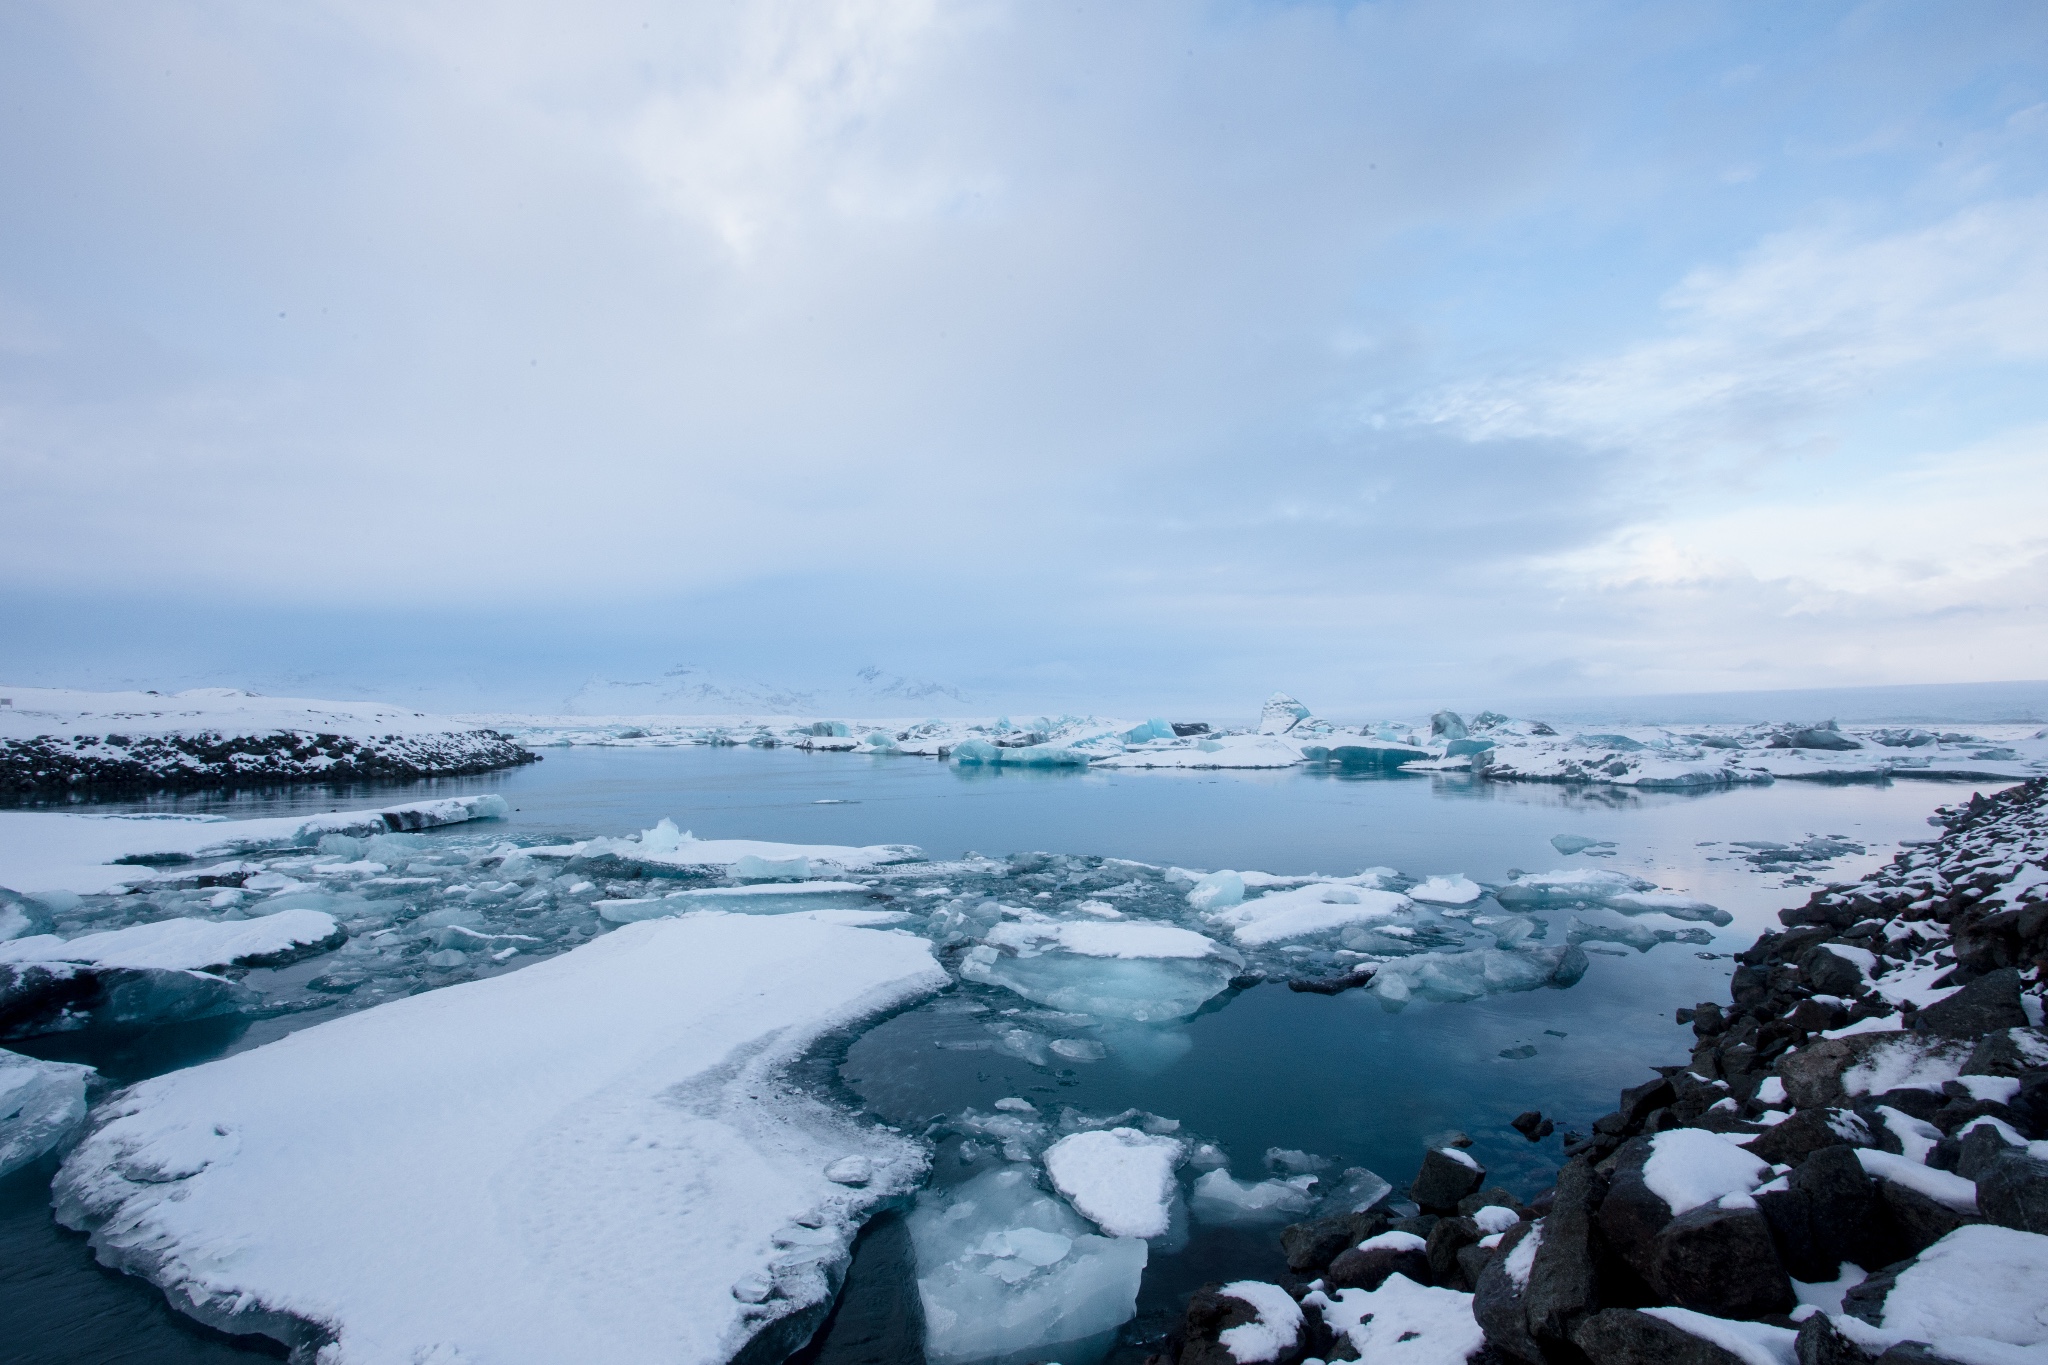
[0,1048,93,1176]
[907,1166,1147,1365]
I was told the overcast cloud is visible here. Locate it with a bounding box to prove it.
[1,0,2044,713]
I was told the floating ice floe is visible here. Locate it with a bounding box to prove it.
[537,818,921,878]
[907,1166,1149,1365]
[961,921,1243,1023]
[54,912,947,1365]
[1408,875,1484,906]
[0,1047,94,1176]
[0,909,344,972]
[0,795,510,896]
[1207,882,1412,946]
[1188,1168,1319,1225]
[1042,1127,1186,1239]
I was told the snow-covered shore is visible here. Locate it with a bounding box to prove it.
[1159,778,2048,1365]
[0,687,537,793]
[9,685,2041,794]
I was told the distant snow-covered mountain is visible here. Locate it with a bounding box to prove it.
[561,665,971,717]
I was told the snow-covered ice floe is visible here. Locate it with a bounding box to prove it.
[54,911,947,1365]
[528,817,921,878]
[0,795,510,896]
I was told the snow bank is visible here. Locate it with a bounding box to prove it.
[54,911,947,1365]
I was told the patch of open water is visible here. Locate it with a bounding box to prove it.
[0,747,2012,1364]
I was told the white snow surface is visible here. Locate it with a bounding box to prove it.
[0,910,340,971]
[1309,1274,1486,1364]
[1857,1226,2048,1357]
[0,795,509,895]
[53,911,948,1365]
[1643,1128,1772,1216]
[1206,883,1411,946]
[1042,1128,1186,1239]
[1855,1149,1980,1212]
[1408,875,1484,906]
[1842,1035,1974,1097]
[1215,1281,1304,1364]
[1641,1307,1797,1365]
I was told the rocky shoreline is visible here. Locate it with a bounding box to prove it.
[0,728,539,795]
[1157,778,2048,1365]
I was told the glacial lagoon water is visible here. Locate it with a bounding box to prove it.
[0,746,2016,1364]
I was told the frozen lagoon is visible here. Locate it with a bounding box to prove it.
[0,746,2021,1365]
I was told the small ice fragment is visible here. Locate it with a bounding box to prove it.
[1188,1169,1317,1225]
[0,1048,94,1177]
[824,1156,873,1185]
[1408,875,1483,906]
[1187,871,1245,911]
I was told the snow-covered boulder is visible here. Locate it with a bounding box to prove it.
[54,911,947,1365]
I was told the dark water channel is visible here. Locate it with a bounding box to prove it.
[0,747,2012,1364]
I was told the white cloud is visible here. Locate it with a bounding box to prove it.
[1414,197,2048,462]
[1541,423,2048,602]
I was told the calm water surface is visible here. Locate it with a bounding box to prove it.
[0,748,2011,1364]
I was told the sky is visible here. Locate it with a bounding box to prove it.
[2,0,2045,715]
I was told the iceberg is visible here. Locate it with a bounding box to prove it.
[0,1046,93,1176]
[1259,693,1312,735]
[54,912,947,1365]
[907,1166,1148,1365]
